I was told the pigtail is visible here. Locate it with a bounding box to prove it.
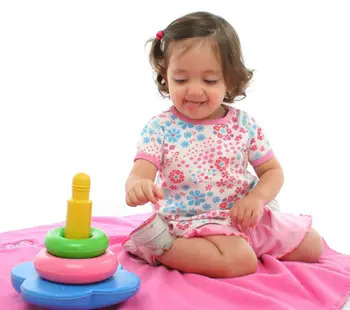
[147,35,169,97]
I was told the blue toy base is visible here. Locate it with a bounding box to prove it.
[11,262,140,309]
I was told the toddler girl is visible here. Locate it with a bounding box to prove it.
[123,11,323,278]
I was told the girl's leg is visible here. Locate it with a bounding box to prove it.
[157,235,258,278]
[279,227,323,262]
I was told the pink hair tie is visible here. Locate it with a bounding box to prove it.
[156,30,164,40]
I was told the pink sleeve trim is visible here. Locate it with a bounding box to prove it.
[250,150,274,167]
[134,152,161,170]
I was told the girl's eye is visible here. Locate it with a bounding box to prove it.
[173,79,187,84]
[205,80,218,84]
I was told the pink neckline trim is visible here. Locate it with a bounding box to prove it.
[170,105,234,125]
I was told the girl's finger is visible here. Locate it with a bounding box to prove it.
[236,205,246,226]
[127,189,139,207]
[153,184,164,199]
[241,209,254,231]
[250,208,260,227]
[231,203,239,221]
[142,182,157,204]
[133,185,148,205]
[241,218,251,232]
[125,195,132,207]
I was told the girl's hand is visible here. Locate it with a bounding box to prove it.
[230,195,265,232]
[125,179,164,207]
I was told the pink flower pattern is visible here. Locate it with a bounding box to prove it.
[169,169,185,184]
[213,124,234,140]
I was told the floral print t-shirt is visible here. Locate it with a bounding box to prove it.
[134,105,274,237]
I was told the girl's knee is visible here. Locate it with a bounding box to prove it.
[223,247,258,277]
[306,228,323,262]
[297,228,323,263]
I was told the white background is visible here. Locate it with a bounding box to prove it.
[0,1,349,254]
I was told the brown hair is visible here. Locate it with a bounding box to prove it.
[148,11,254,103]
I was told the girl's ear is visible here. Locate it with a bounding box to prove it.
[226,83,234,92]
[161,75,168,86]
[160,74,169,95]
[226,84,237,94]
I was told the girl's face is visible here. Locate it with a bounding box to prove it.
[165,40,228,120]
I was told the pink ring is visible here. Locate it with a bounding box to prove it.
[34,248,118,284]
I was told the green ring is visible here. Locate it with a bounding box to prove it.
[44,227,109,259]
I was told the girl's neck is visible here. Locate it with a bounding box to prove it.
[170,104,232,125]
[209,104,228,119]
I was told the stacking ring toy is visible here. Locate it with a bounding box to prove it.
[45,227,109,258]
[11,173,141,309]
[34,248,118,284]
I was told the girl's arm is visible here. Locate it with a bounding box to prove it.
[125,159,158,190]
[231,156,283,230]
[248,156,284,203]
[125,159,163,206]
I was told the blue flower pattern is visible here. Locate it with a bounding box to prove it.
[187,190,206,206]
[202,203,211,211]
[178,121,194,130]
[181,185,190,191]
[186,208,198,216]
[197,134,206,141]
[212,196,221,203]
[181,141,189,148]
[166,128,181,143]
[184,132,192,139]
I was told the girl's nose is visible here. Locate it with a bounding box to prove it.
[187,82,204,98]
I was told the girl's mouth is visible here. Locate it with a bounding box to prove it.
[185,101,205,110]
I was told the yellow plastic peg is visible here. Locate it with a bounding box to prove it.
[65,173,92,239]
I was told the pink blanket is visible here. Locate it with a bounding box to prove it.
[1,213,350,310]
